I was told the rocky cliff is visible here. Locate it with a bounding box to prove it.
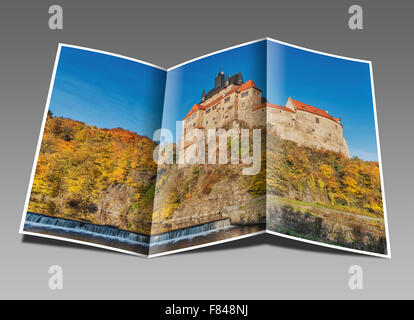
[151,163,266,234]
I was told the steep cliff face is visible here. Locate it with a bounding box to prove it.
[95,168,156,232]
[151,163,266,234]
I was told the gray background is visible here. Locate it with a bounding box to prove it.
[0,0,412,299]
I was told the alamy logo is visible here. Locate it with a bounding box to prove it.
[48,5,63,30]
[348,5,363,30]
[48,265,63,290]
[153,125,262,175]
[348,265,363,290]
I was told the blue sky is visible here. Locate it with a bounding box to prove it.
[267,40,378,161]
[162,40,379,161]
[50,43,379,161]
[161,40,266,142]
[49,46,166,139]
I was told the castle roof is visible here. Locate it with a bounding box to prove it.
[238,79,261,93]
[203,71,243,102]
[183,103,205,120]
[253,102,295,113]
[289,98,341,124]
[184,79,261,120]
[202,79,260,107]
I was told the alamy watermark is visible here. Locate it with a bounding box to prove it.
[348,5,363,30]
[153,122,262,175]
[348,265,363,290]
[48,265,63,290]
[48,5,63,30]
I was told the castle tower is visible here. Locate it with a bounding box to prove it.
[214,70,225,89]
[201,89,206,102]
[237,72,243,85]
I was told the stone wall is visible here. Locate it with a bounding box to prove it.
[266,105,350,158]
[267,204,387,254]
[182,82,350,159]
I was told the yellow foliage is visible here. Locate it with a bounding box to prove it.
[28,114,157,233]
[266,135,383,217]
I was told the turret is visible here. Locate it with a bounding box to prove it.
[214,70,225,89]
[237,72,243,85]
[224,73,229,86]
[201,89,206,102]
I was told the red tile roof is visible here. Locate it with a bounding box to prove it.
[185,81,347,127]
[202,85,242,109]
[289,98,341,124]
[238,79,261,92]
[199,80,260,108]
[183,104,205,120]
[253,102,295,113]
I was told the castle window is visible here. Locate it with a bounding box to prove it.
[212,106,216,110]
[193,123,195,127]
[241,91,249,97]
[206,109,210,114]
[312,128,315,132]
[224,97,230,103]
[206,121,208,125]
[315,117,320,124]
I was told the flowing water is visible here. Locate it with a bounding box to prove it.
[24,212,264,255]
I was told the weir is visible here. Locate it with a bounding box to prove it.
[24,212,150,246]
[150,219,231,246]
[24,212,232,247]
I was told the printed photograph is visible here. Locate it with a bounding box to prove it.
[22,45,166,255]
[266,40,388,256]
[21,39,389,257]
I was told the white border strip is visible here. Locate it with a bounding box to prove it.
[19,44,62,235]
[266,37,371,63]
[148,230,266,258]
[370,61,391,258]
[167,37,371,72]
[265,229,389,259]
[167,38,268,71]
[61,43,167,70]
[20,230,148,258]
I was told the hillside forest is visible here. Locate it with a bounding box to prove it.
[28,112,157,234]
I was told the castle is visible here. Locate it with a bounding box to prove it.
[181,70,350,159]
